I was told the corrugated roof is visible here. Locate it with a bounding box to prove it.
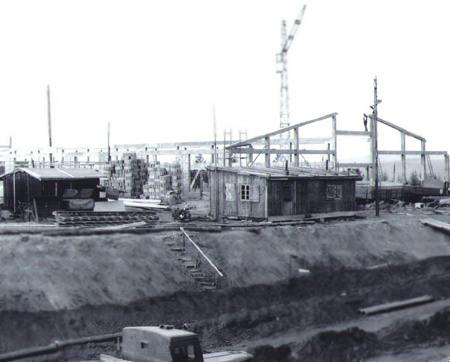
[0,167,102,180]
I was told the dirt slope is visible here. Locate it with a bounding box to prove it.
[0,214,449,313]
[202,216,450,286]
[0,232,190,312]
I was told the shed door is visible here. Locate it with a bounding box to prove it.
[280,181,294,215]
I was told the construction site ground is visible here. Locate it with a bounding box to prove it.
[1,207,450,361]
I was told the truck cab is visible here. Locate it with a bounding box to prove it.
[102,325,252,362]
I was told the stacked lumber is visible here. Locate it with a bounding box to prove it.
[143,162,182,199]
[54,211,158,227]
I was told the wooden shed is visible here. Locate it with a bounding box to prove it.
[0,168,102,217]
[208,166,362,220]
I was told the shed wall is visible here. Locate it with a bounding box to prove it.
[268,179,356,216]
[209,170,267,220]
[2,171,100,214]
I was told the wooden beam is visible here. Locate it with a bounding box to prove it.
[294,127,299,167]
[264,137,270,168]
[401,132,406,184]
[232,148,334,155]
[445,154,449,182]
[421,140,426,179]
[378,150,448,156]
[332,114,338,170]
[338,162,371,168]
[370,115,426,141]
[227,113,337,149]
[336,130,371,137]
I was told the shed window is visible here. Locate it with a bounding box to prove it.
[240,184,250,201]
[326,184,343,200]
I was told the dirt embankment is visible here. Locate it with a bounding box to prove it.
[201,216,450,286]
[2,255,450,360]
[1,215,449,314]
[1,215,450,359]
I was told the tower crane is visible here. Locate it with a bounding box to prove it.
[276,4,307,133]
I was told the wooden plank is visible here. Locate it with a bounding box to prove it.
[421,218,450,233]
[180,227,224,277]
[100,354,131,362]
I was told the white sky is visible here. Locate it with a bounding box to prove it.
[0,0,449,161]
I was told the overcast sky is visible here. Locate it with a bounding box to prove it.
[0,0,448,161]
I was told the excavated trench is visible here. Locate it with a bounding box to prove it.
[2,255,450,361]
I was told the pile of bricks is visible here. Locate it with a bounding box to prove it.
[143,162,182,200]
[106,153,148,198]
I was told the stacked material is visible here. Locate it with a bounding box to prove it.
[143,162,182,199]
[106,153,148,198]
[54,211,158,227]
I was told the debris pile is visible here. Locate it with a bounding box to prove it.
[298,327,381,362]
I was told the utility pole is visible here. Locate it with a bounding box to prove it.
[47,85,53,167]
[107,122,111,163]
[213,105,217,167]
[371,77,381,217]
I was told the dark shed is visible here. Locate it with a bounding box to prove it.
[209,166,362,220]
[0,168,101,216]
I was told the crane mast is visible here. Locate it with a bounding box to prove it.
[276,4,307,134]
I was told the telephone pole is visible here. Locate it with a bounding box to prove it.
[107,122,111,163]
[371,77,381,217]
[47,85,53,167]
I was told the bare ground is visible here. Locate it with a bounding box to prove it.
[0,211,450,361]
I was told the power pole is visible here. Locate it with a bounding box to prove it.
[213,105,217,167]
[47,85,53,167]
[107,122,111,163]
[371,77,382,217]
